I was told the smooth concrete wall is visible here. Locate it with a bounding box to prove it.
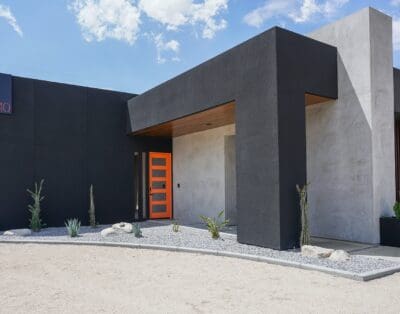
[173,124,235,224]
[308,8,395,243]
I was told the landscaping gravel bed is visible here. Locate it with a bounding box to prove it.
[1,221,399,275]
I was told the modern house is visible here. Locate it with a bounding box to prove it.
[0,7,399,250]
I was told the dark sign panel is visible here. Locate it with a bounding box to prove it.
[0,73,12,114]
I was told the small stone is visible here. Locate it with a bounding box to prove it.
[329,250,351,261]
[100,227,118,237]
[301,245,334,258]
[3,229,32,237]
[112,222,133,233]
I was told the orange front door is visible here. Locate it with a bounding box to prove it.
[149,152,172,219]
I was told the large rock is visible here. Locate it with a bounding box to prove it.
[301,245,334,258]
[112,222,133,233]
[329,250,351,262]
[100,227,118,237]
[3,229,32,237]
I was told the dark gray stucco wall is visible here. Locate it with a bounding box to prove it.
[275,29,338,247]
[0,76,171,230]
[395,68,400,114]
[127,27,337,249]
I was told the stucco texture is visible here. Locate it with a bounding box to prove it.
[308,8,395,243]
[173,124,235,224]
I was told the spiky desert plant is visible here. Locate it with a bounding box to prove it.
[296,183,310,246]
[200,210,229,239]
[132,223,142,238]
[65,218,81,237]
[27,179,46,232]
[393,202,400,220]
[172,221,180,232]
[88,184,97,228]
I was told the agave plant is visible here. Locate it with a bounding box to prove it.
[200,210,229,239]
[172,221,180,233]
[393,202,400,220]
[65,218,81,237]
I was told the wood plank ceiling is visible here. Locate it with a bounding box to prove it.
[131,101,235,137]
[131,94,333,138]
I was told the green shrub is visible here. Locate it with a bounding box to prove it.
[27,179,46,232]
[65,218,81,237]
[88,184,97,228]
[393,202,400,220]
[132,223,142,238]
[296,183,310,246]
[172,221,180,233]
[200,210,229,239]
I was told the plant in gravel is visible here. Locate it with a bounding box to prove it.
[296,183,310,246]
[27,179,46,232]
[88,184,97,228]
[65,218,81,237]
[172,221,180,233]
[132,223,142,238]
[200,210,229,240]
[393,202,400,220]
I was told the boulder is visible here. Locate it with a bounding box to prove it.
[112,222,133,233]
[100,227,118,237]
[329,250,351,262]
[3,229,32,237]
[301,245,334,258]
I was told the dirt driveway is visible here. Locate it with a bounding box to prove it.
[0,243,399,313]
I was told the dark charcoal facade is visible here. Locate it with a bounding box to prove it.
[128,28,338,249]
[0,76,170,230]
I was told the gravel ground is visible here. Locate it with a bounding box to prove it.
[3,243,400,314]
[1,221,398,274]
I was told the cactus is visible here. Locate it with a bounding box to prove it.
[88,184,97,228]
[132,223,142,238]
[296,183,310,246]
[27,179,46,232]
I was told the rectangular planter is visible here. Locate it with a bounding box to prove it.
[380,217,400,247]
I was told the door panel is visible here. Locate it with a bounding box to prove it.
[149,152,172,219]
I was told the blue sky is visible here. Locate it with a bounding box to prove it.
[0,0,399,93]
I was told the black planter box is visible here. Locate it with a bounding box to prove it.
[380,217,400,247]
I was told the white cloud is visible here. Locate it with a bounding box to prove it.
[243,0,292,27]
[139,0,228,39]
[0,4,22,36]
[69,0,228,63]
[289,0,320,23]
[139,0,190,30]
[391,0,400,6]
[152,33,180,64]
[69,0,141,44]
[394,18,400,51]
[243,0,349,27]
